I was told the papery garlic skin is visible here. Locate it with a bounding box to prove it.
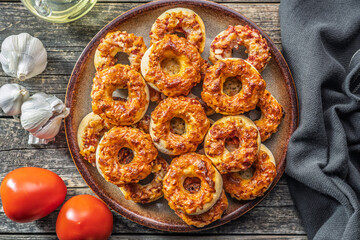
[0,33,47,80]
[0,84,29,115]
[20,92,69,143]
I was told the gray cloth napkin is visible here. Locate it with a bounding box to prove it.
[279,1,360,239]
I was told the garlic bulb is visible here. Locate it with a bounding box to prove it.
[0,83,29,115]
[20,92,69,144]
[0,33,47,80]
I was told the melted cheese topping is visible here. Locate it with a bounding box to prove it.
[150,96,210,155]
[204,116,261,174]
[142,35,202,97]
[120,157,168,204]
[94,31,147,72]
[201,58,266,115]
[150,8,206,53]
[223,144,277,200]
[91,64,149,125]
[255,90,284,141]
[96,126,158,186]
[209,25,271,72]
[162,153,223,215]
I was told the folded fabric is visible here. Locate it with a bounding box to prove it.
[279,1,360,239]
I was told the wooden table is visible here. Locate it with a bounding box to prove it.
[0,0,306,239]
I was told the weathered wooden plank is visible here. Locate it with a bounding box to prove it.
[0,205,304,234]
[0,235,306,240]
[0,3,280,47]
[0,0,281,3]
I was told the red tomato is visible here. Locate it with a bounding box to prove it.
[0,167,67,223]
[56,195,113,240]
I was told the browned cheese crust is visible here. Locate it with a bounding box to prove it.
[209,25,271,72]
[255,90,284,141]
[163,153,221,215]
[150,8,206,53]
[201,58,266,115]
[148,85,166,103]
[121,157,168,204]
[187,93,215,116]
[96,126,158,186]
[94,31,147,72]
[79,115,112,164]
[205,116,260,174]
[222,148,276,200]
[144,35,202,97]
[91,64,149,125]
[175,191,228,228]
[150,96,210,155]
[132,115,151,134]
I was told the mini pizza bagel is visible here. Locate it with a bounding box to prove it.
[150,96,210,155]
[254,90,284,141]
[201,58,266,115]
[120,157,168,204]
[162,153,223,215]
[209,25,271,72]
[94,31,147,72]
[91,64,149,126]
[96,126,158,186]
[204,116,261,174]
[141,35,202,97]
[175,190,228,228]
[222,144,277,200]
[150,8,206,53]
[77,112,113,165]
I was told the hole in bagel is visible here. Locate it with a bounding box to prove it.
[112,88,128,101]
[225,136,240,152]
[138,173,154,186]
[118,147,134,164]
[246,106,262,121]
[114,51,131,66]
[237,166,255,180]
[223,77,242,96]
[183,177,202,194]
[232,45,248,60]
[161,57,181,75]
[173,31,186,39]
[170,117,186,135]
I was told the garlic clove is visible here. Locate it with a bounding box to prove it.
[0,33,47,80]
[31,108,69,139]
[21,93,53,132]
[28,134,54,145]
[20,92,69,144]
[0,84,29,116]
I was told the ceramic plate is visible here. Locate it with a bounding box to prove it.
[65,0,298,232]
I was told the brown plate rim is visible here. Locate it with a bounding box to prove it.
[64,0,299,232]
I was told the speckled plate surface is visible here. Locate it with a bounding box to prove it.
[65,0,298,232]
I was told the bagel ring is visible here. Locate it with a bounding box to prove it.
[222,144,277,200]
[94,31,147,72]
[209,25,271,72]
[77,112,113,165]
[120,157,168,204]
[91,64,149,125]
[204,116,261,174]
[96,126,158,186]
[163,153,223,215]
[254,90,284,141]
[175,191,228,228]
[150,96,210,155]
[141,34,202,97]
[201,58,266,115]
[150,8,206,53]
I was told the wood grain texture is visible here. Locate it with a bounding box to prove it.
[0,0,304,239]
[0,235,306,240]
